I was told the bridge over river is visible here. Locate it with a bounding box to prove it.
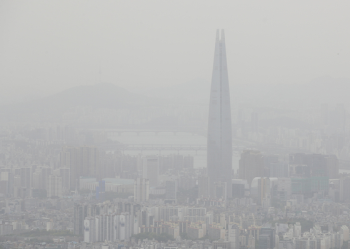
[118,144,243,154]
[92,128,207,136]
[121,144,206,152]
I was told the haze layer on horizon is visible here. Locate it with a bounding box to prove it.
[1,1,350,103]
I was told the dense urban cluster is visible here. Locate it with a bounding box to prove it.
[0,122,350,249]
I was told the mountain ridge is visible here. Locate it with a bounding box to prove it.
[0,83,165,122]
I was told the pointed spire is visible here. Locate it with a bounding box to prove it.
[221,29,225,43]
[216,29,220,41]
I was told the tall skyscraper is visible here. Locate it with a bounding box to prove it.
[207,29,232,198]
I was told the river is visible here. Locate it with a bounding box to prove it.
[110,132,240,173]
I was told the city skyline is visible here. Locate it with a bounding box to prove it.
[1,1,350,248]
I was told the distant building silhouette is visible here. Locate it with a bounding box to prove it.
[198,175,210,199]
[239,150,264,186]
[60,146,99,190]
[134,178,149,202]
[47,175,63,198]
[142,156,159,187]
[165,180,177,202]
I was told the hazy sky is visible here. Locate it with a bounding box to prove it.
[1,1,350,102]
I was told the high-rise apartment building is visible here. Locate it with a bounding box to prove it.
[276,178,291,201]
[232,179,246,199]
[84,217,95,243]
[47,175,63,198]
[207,30,232,198]
[263,155,288,178]
[165,180,177,201]
[81,146,99,178]
[74,203,87,235]
[74,203,100,235]
[326,155,339,179]
[289,153,338,178]
[340,176,350,202]
[32,167,53,191]
[239,150,264,186]
[84,213,133,242]
[41,167,52,189]
[134,178,149,202]
[58,168,70,192]
[198,176,210,199]
[18,167,32,197]
[0,172,8,196]
[0,169,13,197]
[61,147,79,190]
[228,224,240,249]
[213,181,227,200]
[60,146,99,190]
[32,171,41,189]
[257,227,275,249]
[142,156,159,187]
[20,167,32,189]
